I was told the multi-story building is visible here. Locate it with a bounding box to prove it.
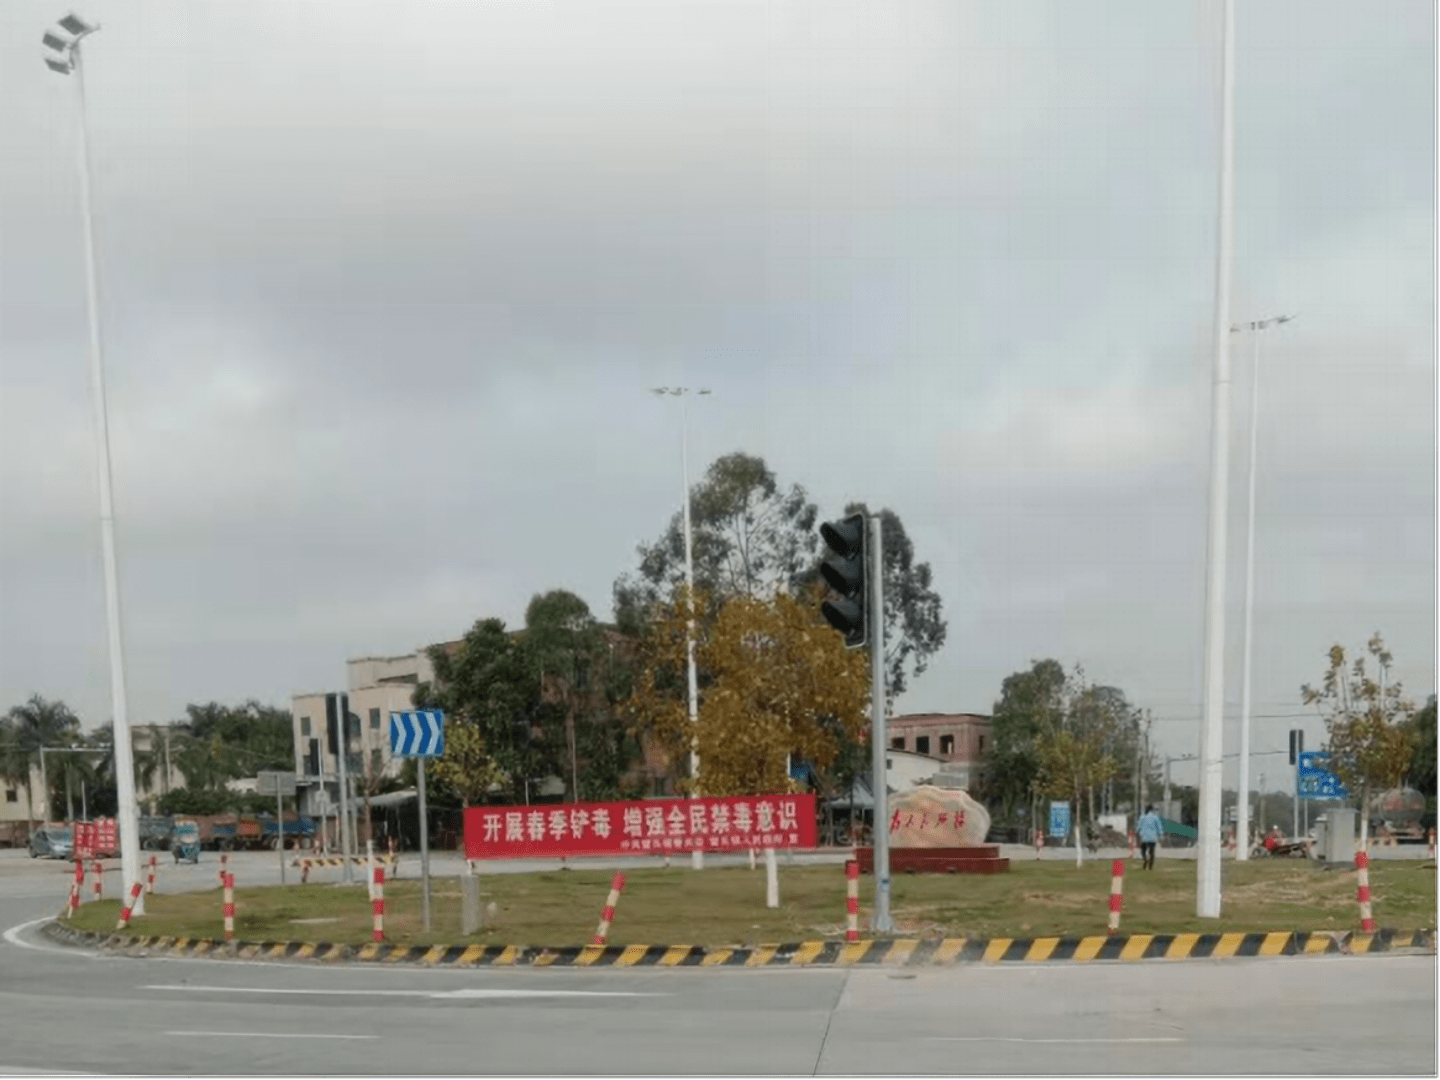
[291,644,463,826]
[886,713,992,790]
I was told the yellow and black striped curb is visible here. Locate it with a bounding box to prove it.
[289,857,399,868]
[39,921,1435,967]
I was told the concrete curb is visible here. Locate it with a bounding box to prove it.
[39,920,1435,968]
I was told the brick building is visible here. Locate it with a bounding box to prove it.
[886,713,991,790]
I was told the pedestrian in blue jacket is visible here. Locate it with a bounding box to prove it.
[1137,806,1163,870]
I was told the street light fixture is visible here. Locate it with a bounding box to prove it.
[41,12,145,915]
[1229,314,1296,861]
[651,387,710,870]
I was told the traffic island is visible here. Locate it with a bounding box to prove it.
[38,918,1437,967]
[49,860,1438,956]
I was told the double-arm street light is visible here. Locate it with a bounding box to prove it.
[1230,314,1296,861]
[651,387,710,870]
[42,13,144,913]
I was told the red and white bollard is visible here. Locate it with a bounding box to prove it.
[592,871,626,945]
[1035,827,1044,860]
[1128,831,1137,860]
[117,881,144,931]
[372,867,385,942]
[1107,859,1125,935]
[1354,851,1377,933]
[387,836,396,859]
[844,860,860,943]
[147,855,157,896]
[301,859,311,884]
[218,851,229,889]
[62,861,82,919]
[92,860,103,901]
[222,872,235,941]
[1428,829,1436,861]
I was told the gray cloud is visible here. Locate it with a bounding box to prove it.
[1,1,1432,790]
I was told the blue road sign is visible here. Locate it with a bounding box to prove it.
[1296,750,1348,800]
[1049,801,1072,839]
[389,710,445,758]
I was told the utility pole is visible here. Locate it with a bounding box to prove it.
[1196,0,1237,919]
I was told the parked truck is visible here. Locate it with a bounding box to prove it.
[197,812,315,851]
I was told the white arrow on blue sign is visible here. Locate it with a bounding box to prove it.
[390,710,446,758]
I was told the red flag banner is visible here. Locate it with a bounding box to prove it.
[463,794,817,860]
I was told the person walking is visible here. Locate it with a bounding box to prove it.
[1137,805,1163,870]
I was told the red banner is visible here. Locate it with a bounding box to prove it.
[464,794,817,860]
[72,819,117,860]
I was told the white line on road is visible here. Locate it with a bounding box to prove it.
[2,917,100,960]
[929,1037,1184,1044]
[165,1031,378,1040]
[143,984,663,999]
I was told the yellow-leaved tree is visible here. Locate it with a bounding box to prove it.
[1301,634,1416,847]
[625,584,868,798]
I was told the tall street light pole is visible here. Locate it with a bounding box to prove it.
[42,13,144,916]
[652,387,710,870]
[1196,0,1237,920]
[1230,314,1296,861]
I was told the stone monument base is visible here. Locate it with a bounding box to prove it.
[855,845,1011,875]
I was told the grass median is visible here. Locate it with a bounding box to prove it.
[65,857,1436,949]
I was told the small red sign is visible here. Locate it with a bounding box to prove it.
[72,819,117,859]
[463,794,817,860]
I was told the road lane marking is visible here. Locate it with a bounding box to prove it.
[2,917,100,960]
[927,1036,1186,1042]
[142,984,662,999]
[165,1031,378,1040]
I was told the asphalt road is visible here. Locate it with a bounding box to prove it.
[1,850,1434,1075]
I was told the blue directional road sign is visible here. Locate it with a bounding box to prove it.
[390,710,446,758]
[1296,750,1348,801]
[1049,801,1072,839]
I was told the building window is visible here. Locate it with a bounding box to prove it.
[890,736,905,750]
[940,734,954,756]
[370,749,383,775]
[370,708,381,730]
[978,735,986,753]
[300,717,311,737]
[4,789,16,804]
[915,736,930,755]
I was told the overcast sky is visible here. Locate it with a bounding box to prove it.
[1,1,1433,792]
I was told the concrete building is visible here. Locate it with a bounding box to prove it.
[291,645,460,825]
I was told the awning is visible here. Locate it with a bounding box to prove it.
[364,789,418,809]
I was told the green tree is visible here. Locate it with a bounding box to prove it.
[1032,667,1129,857]
[417,618,547,806]
[525,589,610,801]
[1302,634,1416,845]
[1405,695,1436,801]
[977,659,1066,828]
[613,452,821,633]
[1,696,82,823]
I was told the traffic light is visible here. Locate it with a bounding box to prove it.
[1289,729,1304,766]
[819,513,867,648]
[325,692,349,755]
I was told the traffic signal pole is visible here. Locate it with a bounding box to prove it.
[868,516,894,933]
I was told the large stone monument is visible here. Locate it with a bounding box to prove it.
[856,785,1010,874]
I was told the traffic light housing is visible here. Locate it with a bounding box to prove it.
[819,513,867,648]
[1289,729,1304,766]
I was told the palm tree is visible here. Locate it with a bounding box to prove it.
[3,696,81,824]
